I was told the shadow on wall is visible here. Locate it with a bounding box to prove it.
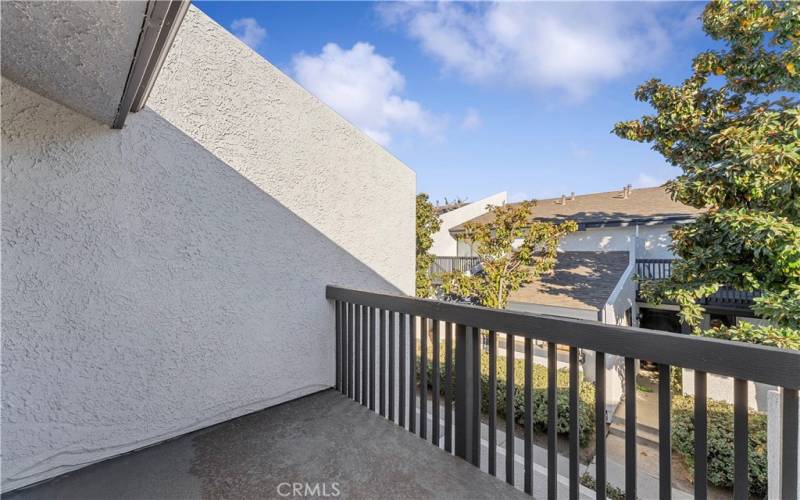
[1,78,403,491]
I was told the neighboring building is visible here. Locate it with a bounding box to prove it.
[449,185,757,329]
[449,186,763,415]
[430,192,507,257]
[2,3,414,492]
[450,186,701,324]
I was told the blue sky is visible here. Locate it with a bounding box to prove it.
[195,1,716,204]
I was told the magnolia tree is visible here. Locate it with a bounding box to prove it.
[441,201,577,309]
[614,0,800,348]
[416,193,441,298]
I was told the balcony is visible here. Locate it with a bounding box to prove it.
[635,259,758,314]
[6,389,528,500]
[429,256,480,285]
[7,286,799,499]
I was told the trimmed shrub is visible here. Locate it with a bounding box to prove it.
[420,345,595,446]
[671,394,768,497]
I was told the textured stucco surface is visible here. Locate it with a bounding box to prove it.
[1,7,414,491]
[1,1,147,125]
[430,192,506,257]
[147,7,416,283]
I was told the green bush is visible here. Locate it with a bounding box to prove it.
[419,346,595,446]
[671,394,767,497]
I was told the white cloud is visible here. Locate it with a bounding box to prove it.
[461,108,481,130]
[292,42,442,145]
[231,18,266,50]
[635,172,669,188]
[378,2,672,100]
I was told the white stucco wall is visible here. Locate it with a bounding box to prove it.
[1,7,414,492]
[0,0,147,125]
[430,192,506,256]
[559,224,676,259]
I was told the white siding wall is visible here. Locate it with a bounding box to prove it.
[559,224,676,259]
[430,192,506,256]
[1,7,414,492]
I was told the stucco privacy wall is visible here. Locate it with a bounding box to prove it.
[1,8,413,491]
[146,7,415,285]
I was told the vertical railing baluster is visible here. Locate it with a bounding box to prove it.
[548,342,557,500]
[399,313,407,428]
[409,315,417,434]
[694,370,707,500]
[363,306,370,407]
[344,303,350,396]
[432,320,441,446]
[595,352,606,500]
[421,318,428,439]
[369,308,376,411]
[445,322,453,453]
[389,311,395,422]
[781,388,798,499]
[355,305,361,403]
[733,378,748,500]
[454,324,480,466]
[335,300,341,392]
[470,327,481,466]
[625,357,637,500]
[524,337,533,495]
[488,330,497,476]
[506,333,515,486]
[347,303,353,399]
[658,363,671,500]
[380,309,386,416]
[569,346,579,500]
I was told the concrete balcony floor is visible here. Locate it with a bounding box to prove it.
[7,390,528,500]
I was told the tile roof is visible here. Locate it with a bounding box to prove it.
[451,186,702,232]
[508,251,630,311]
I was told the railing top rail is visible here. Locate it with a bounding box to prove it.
[327,285,800,389]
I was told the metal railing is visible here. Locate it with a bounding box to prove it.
[327,285,799,500]
[429,256,480,277]
[635,259,758,310]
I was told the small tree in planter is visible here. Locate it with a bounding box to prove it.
[441,201,577,309]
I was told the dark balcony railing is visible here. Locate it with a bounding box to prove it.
[327,285,799,500]
[636,259,758,310]
[429,256,480,277]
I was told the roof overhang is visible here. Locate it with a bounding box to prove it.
[449,214,698,236]
[1,0,189,128]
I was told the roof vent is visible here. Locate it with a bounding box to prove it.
[570,192,576,200]
[560,194,566,205]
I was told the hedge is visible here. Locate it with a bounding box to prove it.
[671,394,768,497]
[420,346,596,446]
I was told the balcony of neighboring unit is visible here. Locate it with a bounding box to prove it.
[429,256,481,285]
[635,259,759,315]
